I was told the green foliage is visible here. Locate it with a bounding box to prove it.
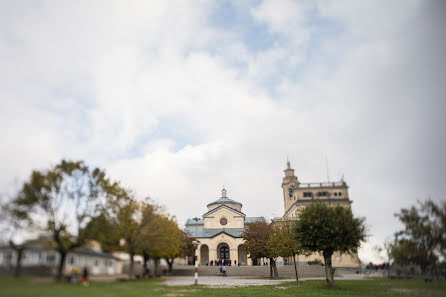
[267,221,300,281]
[392,199,446,270]
[308,259,324,266]
[241,221,272,260]
[242,221,280,278]
[267,221,299,259]
[80,213,120,253]
[292,203,366,286]
[390,238,430,267]
[178,231,195,258]
[139,213,182,260]
[8,160,114,280]
[293,203,366,256]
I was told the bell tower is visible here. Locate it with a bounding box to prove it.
[282,159,299,213]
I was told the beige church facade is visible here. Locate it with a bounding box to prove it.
[185,189,265,266]
[185,161,360,268]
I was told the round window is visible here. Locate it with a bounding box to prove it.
[220,218,227,226]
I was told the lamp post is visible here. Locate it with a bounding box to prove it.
[192,217,200,285]
[192,239,200,285]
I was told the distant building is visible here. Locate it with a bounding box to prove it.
[185,188,265,266]
[278,160,360,268]
[0,242,121,276]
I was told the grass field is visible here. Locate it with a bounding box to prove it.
[1,276,445,297]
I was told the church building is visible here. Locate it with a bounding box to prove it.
[185,160,360,268]
[185,189,265,266]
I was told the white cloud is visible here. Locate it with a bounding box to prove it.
[251,0,309,34]
[1,0,445,264]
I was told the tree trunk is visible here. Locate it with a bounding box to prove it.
[323,251,334,287]
[129,252,134,279]
[269,258,278,279]
[56,251,67,281]
[167,259,173,273]
[292,253,299,282]
[154,258,160,277]
[143,253,149,278]
[9,241,25,278]
[269,258,273,278]
[272,259,278,279]
[14,248,24,278]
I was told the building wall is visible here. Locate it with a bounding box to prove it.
[196,234,251,266]
[0,248,121,275]
[280,164,360,269]
[203,207,245,229]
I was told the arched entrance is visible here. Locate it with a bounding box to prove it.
[200,245,209,265]
[217,243,230,260]
[238,244,247,266]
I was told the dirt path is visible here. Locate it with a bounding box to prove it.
[163,274,366,287]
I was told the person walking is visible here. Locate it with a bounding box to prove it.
[82,266,89,286]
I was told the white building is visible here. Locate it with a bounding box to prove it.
[0,242,121,276]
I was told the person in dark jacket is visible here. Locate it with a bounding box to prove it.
[82,267,89,286]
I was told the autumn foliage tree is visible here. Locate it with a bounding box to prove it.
[392,199,446,275]
[293,203,366,287]
[267,221,300,281]
[139,214,182,275]
[242,221,279,278]
[9,160,109,280]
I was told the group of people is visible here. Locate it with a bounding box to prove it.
[67,266,90,286]
[209,259,235,266]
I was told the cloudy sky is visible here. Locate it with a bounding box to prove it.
[1,0,445,263]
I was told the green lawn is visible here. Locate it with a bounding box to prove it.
[0,276,445,297]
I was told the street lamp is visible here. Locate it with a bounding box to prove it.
[192,239,200,285]
[192,217,200,285]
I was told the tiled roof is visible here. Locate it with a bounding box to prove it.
[245,217,266,223]
[202,204,245,217]
[207,196,242,207]
[185,227,246,238]
[184,216,266,238]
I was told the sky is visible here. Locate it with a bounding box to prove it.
[0,0,445,263]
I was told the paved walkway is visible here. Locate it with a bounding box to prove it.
[163,274,366,287]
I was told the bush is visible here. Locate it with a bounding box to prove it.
[307,259,324,266]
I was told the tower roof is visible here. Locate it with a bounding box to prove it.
[207,188,242,207]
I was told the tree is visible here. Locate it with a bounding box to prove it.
[293,203,366,287]
[393,199,446,274]
[135,201,160,277]
[178,231,195,259]
[9,160,108,280]
[390,238,431,267]
[1,196,28,278]
[80,213,120,253]
[268,221,300,281]
[138,214,182,275]
[114,197,142,278]
[242,221,278,278]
